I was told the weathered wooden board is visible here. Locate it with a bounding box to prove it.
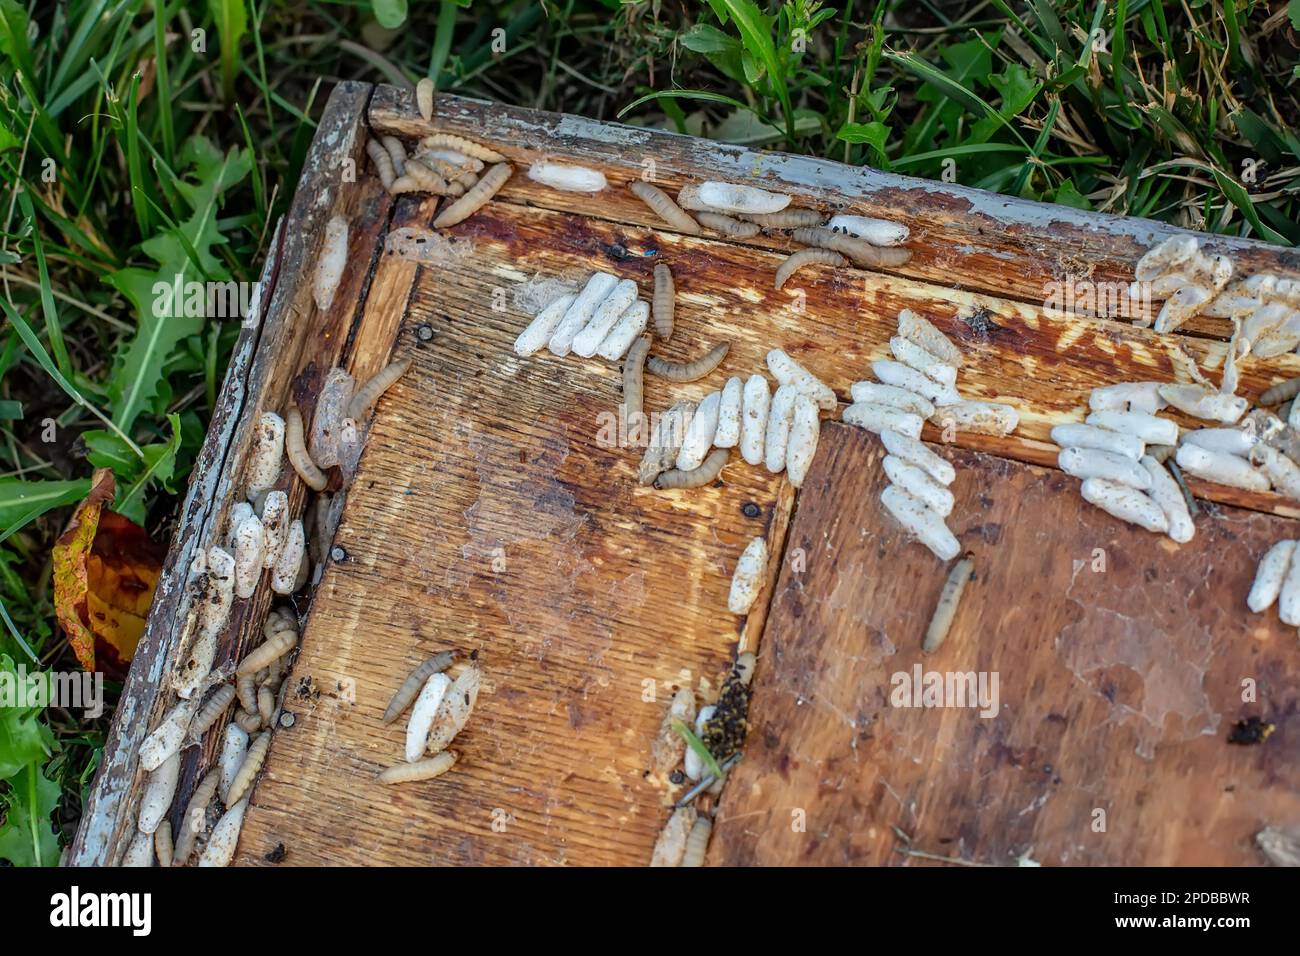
[711,423,1300,867]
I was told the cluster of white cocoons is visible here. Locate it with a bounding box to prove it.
[1248,540,1300,627]
[513,270,650,361]
[750,350,829,488]
[1180,424,1293,497]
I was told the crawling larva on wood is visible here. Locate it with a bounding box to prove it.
[740,375,770,466]
[680,815,713,867]
[425,663,483,754]
[764,384,798,473]
[1058,446,1152,490]
[652,263,676,339]
[313,215,348,312]
[676,390,722,471]
[923,555,974,653]
[141,696,199,772]
[693,181,790,215]
[433,162,513,229]
[1084,410,1179,446]
[379,136,408,177]
[405,672,453,762]
[880,429,955,485]
[1134,234,1198,282]
[620,335,652,442]
[790,226,912,268]
[871,360,960,406]
[851,381,935,419]
[738,207,824,229]
[931,400,1020,437]
[231,513,265,600]
[227,731,271,808]
[399,158,450,193]
[528,161,607,192]
[173,768,220,866]
[347,358,412,420]
[154,821,174,868]
[549,272,620,356]
[1184,427,1254,457]
[628,181,700,234]
[420,132,506,163]
[1260,377,1300,407]
[898,309,964,368]
[880,484,961,561]
[1050,423,1144,461]
[366,139,396,190]
[714,377,744,449]
[515,292,578,356]
[1079,478,1168,533]
[650,805,698,867]
[218,723,250,804]
[597,300,650,361]
[842,402,924,439]
[383,651,455,724]
[1249,540,1296,613]
[572,278,639,358]
[774,248,847,291]
[655,448,730,490]
[416,77,434,121]
[888,336,957,388]
[378,751,458,785]
[1140,455,1195,543]
[236,670,258,714]
[695,211,761,238]
[237,622,298,677]
[785,396,821,488]
[884,455,955,516]
[197,799,248,867]
[826,214,910,246]
[638,400,695,486]
[767,349,836,410]
[189,683,237,742]
[1157,384,1247,424]
[138,752,180,835]
[121,828,154,867]
[245,412,285,498]
[256,685,275,726]
[728,537,768,615]
[1175,443,1269,492]
[285,407,328,491]
[270,519,306,595]
[235,708,262,734]
[647,341,730,383]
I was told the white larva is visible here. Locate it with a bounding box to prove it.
[378,751,458,784]
[676,390,722,472]
[366,139,396,190]
[270,520,306,595]
[883,455,955,516]
[347,358,412,421]
[1085,410,1179,446]
[286,407,328,492]
[680,816,713,868]
[313,215,348,312]
[244,412,284,498]
[871,360,961,406]
[1253,444,1300,500]
[880,484,960,561]
[155,821,174,868]
[850,381,935,418]
[880,429,955,485]
[404,672,452,763]
[173,769,219,866]
[425,663,482,754]
[629,181,701,235]
[1158,384,1247,424]
[1079,478,1168,533]
[257,685,275,726]
[218,723,250,804]
[1242,301,1291,350]
[1280,547,1300,626]
[650,805,698,867]
[1175,443,1269,492]
[1140,455,1195,543]
[1248,540,1296,613]
[785,395,821,488]
[197,799,248,867]
[572,279,639,358]
[231,513,265,600]
[234,708,262,734]
[1050,423,1144,461]
[638,400,695,486]
[683,705,716,781]
[714,377,744,449]
[227,501,254,543]
[1058,446,1152,490]
[259,491,289,570]
[888,336,957,388]
[417,147,484,174]
[1088,381,1167,414]
[740,375,770,466]
[416,77,434,121]
[140,696,199,772]
[227,732,271,808]
[650,686,696,775]
[596,300,650,362]
[236,623,298,679]
[527,161,607,192]
[138,752,180,835]
[121,829,154,867]
[767,349,836,410]
[898,309,963,368]
[1153,283,1213,334]
[433,162,513,228]
[764,384,798,474]
[188,683,237,742]
[728,537,768,616]
[548,272,620,356]
[932,400,1019,436]
[923,555,975,654]
[826,214,909,246]
[774,248,846,290]
[695,181,790,215]
[515,293,577,357]
[420,132,506,163]
[1134,234,1198,282]
[842,402,924,439]
[1183,427,1254,458]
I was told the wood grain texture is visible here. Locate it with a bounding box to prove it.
[710,423,1300,867]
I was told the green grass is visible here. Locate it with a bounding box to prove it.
[0,0,1296,864]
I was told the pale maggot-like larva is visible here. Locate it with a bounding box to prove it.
[695,211,761,239]
[236,670,257,714]
[619,335,652,444]
[347,358,412,420]
[1249,540,1296,613]
[767,349,836,410]
[650,686,696,775]
[652,263,675,340]
[1279,545,1300,626]
[245,412,285,498]
[121,829,154,867]
[138,752,180,835]
[380,136,408,176]
[1050,423,1144,461]
[286,407,328,491]
[1183,427,1254,457]
[260,491,289,570]
[694,181,790,215]
[1174,443,1269,492]
[791,226,912,268]
[883,455,954,516]
[1140,455,1195,543]
[383,651,455,724]
[256,685,275,726]
[764,384,798,473]
[420,132,506,163]
[785,395,821,488]
[572,279,639,358]
[850,381,935,419]
[842,402,923,439]
[598,300,651,362]
[218,723,250,804]
[898,309,964,368]
[154,821,174,868]
[270,519,306,595]
[880,429,955,485]
[1084,410,1179,446]
[405,672,453,762]
[676,390,722,471]
[923,554,974,653]
[1079,477,1168,533]
[774,248,847,291]
[141,696,199,772]
[740,375,770,466]
[638,400,695,486]
[528,161,607,192]
[680,815,713,867]
[714,377,744,449]
[647,342,730,383]
[234,708,262,734]
[1058,446,1152,490]
[1088,381,1166,414]
[932,400,1019,437]
[1253,444,1300,499]
[173,769,219,866]
[683,705,716,781]
[1134,234,1198,282]
[236,623,298,678]
[416,77,434,121]
[826,214,909,246]
[655,448,730,490]
[231,512,265,600]
[432,162,513,229]
[739,207,824,229]
[889,336,957,388]
[189,683,237,742]
[629,181,701,235]
[425,663,483,754]
[1158,384,1247,424]
[1260,377,1300,407]
[313,215,348,312]
[227,501,254,542]
[366,139,396,190]
[728,537,768,615]
[871,360,960,406]
[650,805,698,867]
[880,484,960,561]
[197,799,248,867]
[549,272,620,356]
[226,731,271,808]
[515,292,577,357]
[378,751,458,785]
